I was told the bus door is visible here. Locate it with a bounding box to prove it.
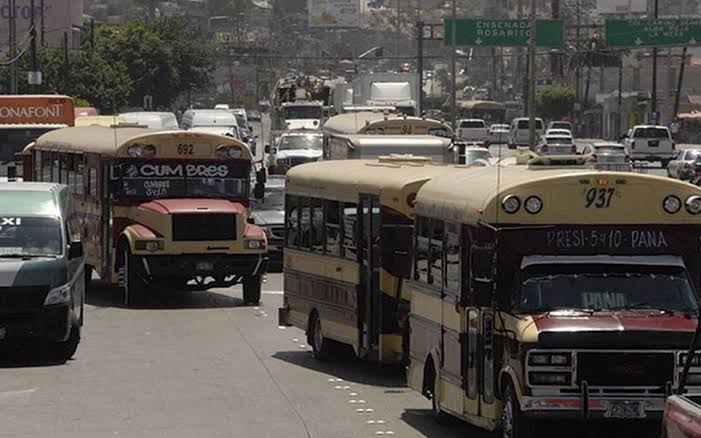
[466,241,496,416]
[359,194,381,358]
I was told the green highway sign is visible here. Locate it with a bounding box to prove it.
[605,19,701,47]
[444,18,564,47]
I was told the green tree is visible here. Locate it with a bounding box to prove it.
[536,86,576,120]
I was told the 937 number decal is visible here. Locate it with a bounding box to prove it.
[585,187,616,209]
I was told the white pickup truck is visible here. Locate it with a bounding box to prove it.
[456,119,489,143]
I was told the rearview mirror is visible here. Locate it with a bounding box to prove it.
[253,182,265,200]
[69,241,84,260]
[264,144,271,154]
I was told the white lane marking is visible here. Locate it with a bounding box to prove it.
[263,291,284,295]
[0,387,38,399]
[349,392,358,396]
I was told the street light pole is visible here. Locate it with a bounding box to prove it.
[450,0,457,130]
[528,0,537,148]
[651,0,659,123]
[8,0,17,94]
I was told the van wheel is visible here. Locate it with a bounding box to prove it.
[242,275,261,305]
[51,318,80,362]
[309,312,333,361]
[120,246,145,308]
[502,383,533,438]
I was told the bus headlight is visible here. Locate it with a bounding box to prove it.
[686,196,701,215]
[134,239,165,251]
[663,195,682,214]
[524,196,543,214]
[128,144,156,158]
[44,283,71,305]
[245,239,265,250]
[501,195,521,214]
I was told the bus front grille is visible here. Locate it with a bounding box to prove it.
[0,286,50,309]
[576,352,673,387]
[172,214,237,241]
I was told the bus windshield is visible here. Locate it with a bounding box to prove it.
[516,264,698,314]
[0,216,63,257]
[283,106,322,120]
[114,161,251,200]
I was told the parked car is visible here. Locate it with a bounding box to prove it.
[266,132,323,174]
[534,134,576,155]
[581,142,632,171]
[487,124,509,144]
[547,120,573,133]
[622,125,675,166]
[250,175,285,270]
[668,148,701,180]
[456,119,489,142]
[508,117,544,148]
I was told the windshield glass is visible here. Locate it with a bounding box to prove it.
[0,216,62,256]
[283,106,322,120]
[516,264,698,313]
[546,137,573,145]
[551,122,571,130]
[634,127,670,139]
[115,161,251,199]
[460,121,485,128]
[518,120,543,129]
[596,146,625,154]
[278,135,323,151]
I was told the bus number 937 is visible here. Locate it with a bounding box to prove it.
[585,187,616,209]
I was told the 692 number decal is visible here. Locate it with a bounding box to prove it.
[585,187,616,209]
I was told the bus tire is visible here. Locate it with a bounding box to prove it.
[242,275,262,305]
[51,317,80,362]
[309,312,333,361]
[121,246,145,308]
[502,383,533,438]
[428,361,450,424]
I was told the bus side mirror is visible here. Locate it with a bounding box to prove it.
[69,241,84,260]
[253,182,265,200]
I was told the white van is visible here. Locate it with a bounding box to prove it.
[622,125,675,165]
[508,117,544,148]
[119,112,179,130]
[181,109,239,131]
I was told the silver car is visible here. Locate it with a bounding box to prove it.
[581,142,633,171]
[667,148,701,180]
[534,135,576,155]
[488,124,509,145]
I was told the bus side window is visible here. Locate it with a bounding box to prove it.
[60,155,70,185]
[310,198,325,253]
[325,200,341,257]
[52,155,60,183]
[42,151,52,182]
[413,216,430,284]
[342,203,358,261]
[285,195,300,248]
[75,160,85,196]
[33,150,41,181]
[299,198,311,250]
[445,223,461,294]
[89,168,98,199]
[430,220,444,288]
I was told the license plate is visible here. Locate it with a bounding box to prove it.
[0,327,6,340]
[649,141,659,147]
[196,262,214,271]
[605,401,645,419]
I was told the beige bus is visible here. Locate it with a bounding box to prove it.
[278,157,466,363]
[323,111,453,138]
[325,134,453,162]
[23,126,268,306]
[408,164,701,436]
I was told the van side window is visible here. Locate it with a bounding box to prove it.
[342,203,358,261]
[325,200,342,257]
[414,216,430,284]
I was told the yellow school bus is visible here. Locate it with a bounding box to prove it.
[278,157,465,363]
[23,126,268,306]
[408,163,701,436]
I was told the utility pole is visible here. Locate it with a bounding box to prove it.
[575,0,581,108]
[8,0,17,94]
[395,0,401,57]
[40,0,45,47]
[29,0,38,93]
[650,0,659,124]
[673,47,688,120]
[617,56,623,139]
[551,0,560,82]
[417,21,424,115]
[450,0,457,130]
[527,0,537,148]
[63,32,69,89]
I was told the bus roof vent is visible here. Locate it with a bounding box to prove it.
[377,154,432,164]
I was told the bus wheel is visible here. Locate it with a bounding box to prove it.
[120,247,145,308]
[310,312,333,361]
[502,383,532,438]
[242,275,261,305]
[429,365,449,424]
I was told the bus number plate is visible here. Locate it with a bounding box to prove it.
[177,143,194,155]
[605,401,645,419]
[585,187,616,209]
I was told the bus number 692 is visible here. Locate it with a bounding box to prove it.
[177,143,194,155]
[585,187,616,209]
